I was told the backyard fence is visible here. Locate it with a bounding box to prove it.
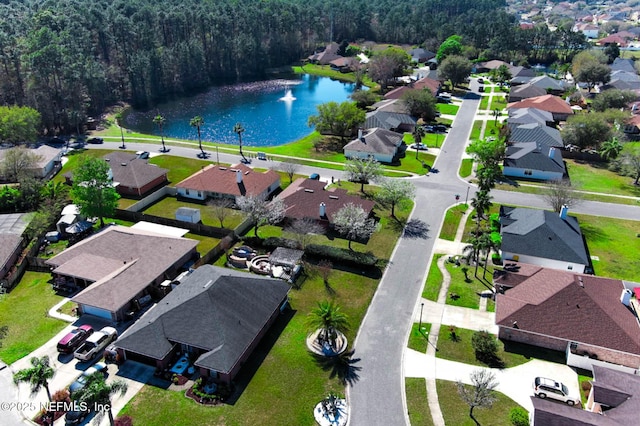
[126,186,177,212]
[115,209,233,239]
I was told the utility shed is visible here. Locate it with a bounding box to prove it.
[175,207,201,224]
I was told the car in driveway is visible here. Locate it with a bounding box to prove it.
[69,362,108,394]
[86,137,103,144]
[433,125,447,133]
[65,406,91,426]
[410,143,428,150]
[57,325,94,354]
[533,376,580,406]
[74,326,118,361]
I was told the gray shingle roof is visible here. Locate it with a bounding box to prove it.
[509,83,547,100]
[504,142,566,173]
[116,265,290,374]
[508,123,564,148]
[500,206,588,265]
[365,111,416,130]
[343,128,403,156]
[103,152,168,191]
[508,108,554,126]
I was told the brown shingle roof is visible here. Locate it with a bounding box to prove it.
[496,266,640,355]
[176,163,280,198]
[277,178,375,223]
[384,77,441,98]
[103,152,168,190]
[507,94,574,115]
[47,226,198,313]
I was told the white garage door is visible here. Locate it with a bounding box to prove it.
[81,304,113,321]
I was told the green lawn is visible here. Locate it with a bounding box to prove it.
[576,214,640,281]
[408,322,432,353]
[469,121,483,140]
[479,96,490,110]
[148,155,215,186]
[439,204,469,241]
[437,380,523,426]
[0,271,68,364]
[435,326,530,369]
[120,263,381,425]
[437,103,459,115]
[566,159,640,198]
[53,149,112,184]
[459,158,473,178]
[422,254,444,301]
[489,95,507,111]
[406,378,435,426]
[444,259,495,311]
[142,196,246,230]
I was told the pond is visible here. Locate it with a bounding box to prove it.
[124,74,358,147]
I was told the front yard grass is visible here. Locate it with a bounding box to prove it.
[0,271,67,364]
[53,149,112,184]
[422,254,444,301]
[444,259,495,311]
[459,158,473,178]
[120,261,381,425]
[437,103,459,115]
[435,326,529,369]
[439,204,469,241]
[489,95,507,111]
[437,380,522,426]
[469,121,483,140]
[148,155,214,186]
[408,323,432,353]
[406,378,435,426]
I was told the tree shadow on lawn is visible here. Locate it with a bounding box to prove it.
[223,308,296,405]
[312,349,362,386]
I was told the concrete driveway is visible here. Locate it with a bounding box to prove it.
[404,350,580,413]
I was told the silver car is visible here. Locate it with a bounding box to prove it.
[533,377,580,406]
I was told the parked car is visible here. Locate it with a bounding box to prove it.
[74,326,118,361]
[477,77,484,84]
[433,125,447,133]
[57,325,94,354]
[410,143,428,150]
[86,137,103,144]
[424,125,435,133]
[309,173,320,180]
[136,150,149,159]
[65,406,90,426]
[533,377,580,406]
[69,362,108,394]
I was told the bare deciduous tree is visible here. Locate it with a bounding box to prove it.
[284,217,324,249]
[280,162,300,184]
[333,203,378,250]
[208,198,233,228]
[457,369,498,426]
[542,179,581,213]
[0,146,42,182]
[237,195,285,237]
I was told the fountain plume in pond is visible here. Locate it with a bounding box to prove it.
[279,87,296,102]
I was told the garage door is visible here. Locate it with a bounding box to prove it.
[81,304,113,321]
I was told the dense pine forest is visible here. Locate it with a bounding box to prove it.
[0,0,583,134]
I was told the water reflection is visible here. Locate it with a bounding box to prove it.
[125,75,356,147]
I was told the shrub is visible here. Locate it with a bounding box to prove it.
[471,330,499,363]
[115,416,134,426]
[509,407,529,426]
[305,244,378,267]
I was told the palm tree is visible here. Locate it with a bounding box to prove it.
[189,115,205,157]
[72,372,128,426]
[307,300,349,350]
[233,122,248,163]
[114,112,125,149]
[153,114,167,152]
[13,356,55,402]
[412,125,426,159]
[471,190,492,224]
[599,137,623,161]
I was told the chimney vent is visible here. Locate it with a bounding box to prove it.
[559,204,569,220]
[236,170,243,183]
[621,289,632,307]
[319,202,326,218]
[358,128,364,140]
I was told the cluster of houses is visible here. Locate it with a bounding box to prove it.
[493,203,640,424]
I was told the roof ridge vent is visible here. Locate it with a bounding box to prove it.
[329,195,339,199]
[219,167,227,170]
[304,189,314,193]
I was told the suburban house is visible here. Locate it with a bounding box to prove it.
[499,206,590,273]
[610,57,636,73]
[507,94,574,122]
[507,108,554,127]
[503,143,566,181]
[277,178,375,226]
[103,152,169,197]
[573,22,599,39]
[114,265,290,384]
[602,69,640,91]
[307,42,341,65]
[365,99,417,133]
[384,76,441,99]
[473,59,510,74]
[0,213,30,281]
[532,365,640,425]
[409,48,436,64]
[507,123,564,148]
[495,264,640,373]
[0,145,62,181]
[46,225,199,322]
[623,114,640,139]
[510,75,566,93]
[329,57,359,73]
[343,128,404,163]
[508,83,547,103]
[175,163,281,203]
